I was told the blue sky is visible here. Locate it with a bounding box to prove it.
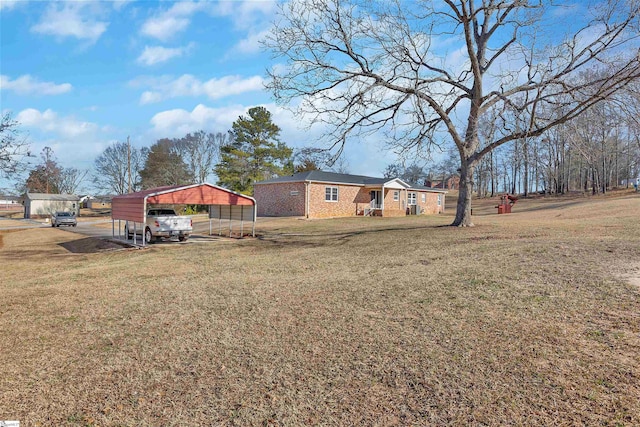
[0,0,390,192]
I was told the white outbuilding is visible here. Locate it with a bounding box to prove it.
[22,193,80,219]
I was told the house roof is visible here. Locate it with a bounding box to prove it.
[255,170,447,192]
[111,183,255,223]
[23,193,80,201]
[255,170,376,185]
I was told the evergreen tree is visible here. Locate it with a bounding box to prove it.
[215,106,293,194]
[140,139,193,189]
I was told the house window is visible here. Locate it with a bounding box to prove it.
[421,193,426,203]
[393,191,399,201]
[325,186,338,202]
[290,190,299,196]
[437,194,442,206]
[408,192,416,205]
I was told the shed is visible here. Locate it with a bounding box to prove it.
[111,183,256,245]
[87,197,112,209]
[22,193,80,219]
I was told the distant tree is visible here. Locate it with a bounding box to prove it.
[294,147,330,172]
[140,139,192,189]
[295,158,320,173]
[432,151,460,190]
[382,164,403,179]
[0,112,31,180]
[402,164,426,185]
[24,147,62,193]
[215,106,293,194]
[94,141,148,195]
[329,156,349,174]
[382,163,425,184]
[58,168,89,194]
[174,130,221,184]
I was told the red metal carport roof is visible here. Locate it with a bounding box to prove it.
[111,183,255,223]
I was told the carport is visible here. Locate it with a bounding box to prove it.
[111,183,257,246]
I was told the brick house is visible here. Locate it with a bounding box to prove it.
[425,175,460,190]
[254,171,446,218]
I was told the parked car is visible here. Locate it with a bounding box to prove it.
[124,208,192,243]
[51,211,77,227]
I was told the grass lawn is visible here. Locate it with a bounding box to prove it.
[1,191,639,425]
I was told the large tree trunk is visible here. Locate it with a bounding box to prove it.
[452,160,475,227]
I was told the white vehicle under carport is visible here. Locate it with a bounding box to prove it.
[125,208,192,243]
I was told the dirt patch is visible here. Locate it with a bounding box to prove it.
[58,237,134,253]
[620,262,640,288]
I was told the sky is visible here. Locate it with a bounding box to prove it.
[0,0,393,193]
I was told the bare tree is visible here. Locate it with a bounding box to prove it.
[24,147,61,193]
[0,112,31,181]
[266,0,640,226]
[329,155,350,174]
[58,168,89,194]
[174,131,221,184]
[94,142,148,195]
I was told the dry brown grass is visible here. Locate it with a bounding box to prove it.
[1,191,639,426]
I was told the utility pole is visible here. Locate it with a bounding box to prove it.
[127,136,132,193]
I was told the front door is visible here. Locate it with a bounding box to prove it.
[370,190,381,208]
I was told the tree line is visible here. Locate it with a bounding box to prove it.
[471,82,640,197]
[397,80,640,197]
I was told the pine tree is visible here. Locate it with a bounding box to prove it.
[215,106,293,194]
[140,139,193,189]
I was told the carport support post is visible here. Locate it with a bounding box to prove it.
[208,205,212,236]
[252,205,255,237]
[240,205,244,238]
[142,198,147,246]
[228,205,232,237]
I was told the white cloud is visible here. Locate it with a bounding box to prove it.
[112,0,132,11]
[137,43,195,66]
[0,74,72,96]
[233,29,270,55]
[214,0,276,31]
[31,2,108,44]
[140,1,208,42]
[16,108,98,138]
[148,103,310,139]
[134,74,264,104]
[149,104,246,136]
[0,0,20,11]
[216,1,275,58]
